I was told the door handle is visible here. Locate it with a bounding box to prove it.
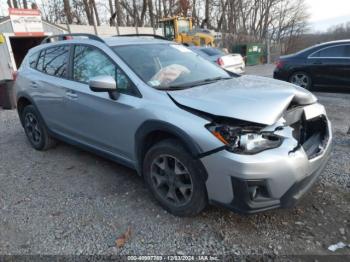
[65,90,78,99]
[312,61,323,65]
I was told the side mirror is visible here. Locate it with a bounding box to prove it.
[89,75,119,100]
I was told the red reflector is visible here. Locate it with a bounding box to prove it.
[12,71,18,81]
[275,60,285,69]
[64,36,73,40]
[216,57,224,66]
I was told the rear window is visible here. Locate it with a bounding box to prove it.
[200,48,225,56]
[37,45,70,77]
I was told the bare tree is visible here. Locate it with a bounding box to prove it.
[63,0,73,24]
[12,0,19,8]
[90,0,100,26]
[204,0,210,28]
[37,0,310,55]
[148,0,155,28]
[108,0,115,26]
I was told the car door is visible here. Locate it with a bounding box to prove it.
[31,44,73,132]
[308,44,349,87]
[62,44,142,163]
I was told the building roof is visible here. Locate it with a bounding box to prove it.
[0,16,67,33]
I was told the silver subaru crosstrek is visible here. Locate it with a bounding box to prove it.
[15,34,332,216]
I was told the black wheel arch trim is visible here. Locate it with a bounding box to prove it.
[135,120,205,174]
[16,92,46,128]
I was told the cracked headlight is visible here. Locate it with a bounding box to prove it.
[206,124,282,154]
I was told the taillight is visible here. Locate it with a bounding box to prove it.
[275,60,285,69]
[12,71,18,81]
[216,57,224,66]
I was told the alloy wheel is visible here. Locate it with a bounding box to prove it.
[150,154,193,207]
[24,113,42,145]
[290,73,310,88]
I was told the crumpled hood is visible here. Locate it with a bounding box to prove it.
[168,75,317,125]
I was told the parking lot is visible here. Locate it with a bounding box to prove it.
[0,66,349,257]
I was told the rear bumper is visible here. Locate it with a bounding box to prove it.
[224,64,245,74]
[200,105,332,214]
[273,68,289,81]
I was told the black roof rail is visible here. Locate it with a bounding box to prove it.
[113,34,168,41]
[41,33,105,44]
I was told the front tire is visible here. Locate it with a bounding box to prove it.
[289,71,312,90]
[143,139,208,216]
[22,105,56,150]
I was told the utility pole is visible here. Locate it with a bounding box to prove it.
[266,28,271,64]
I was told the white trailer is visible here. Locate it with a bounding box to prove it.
[0,32,52,79]
[0,14,66,80]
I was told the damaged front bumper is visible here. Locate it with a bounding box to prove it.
[200,103,333,214]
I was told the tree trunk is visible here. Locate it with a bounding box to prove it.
[7,0,12,8]
[132,0,139,27]
[217,0,228,31]
[140,0,148,26]
[83,0,94,25]
[63,0,73,24]
[204,0,210,28]
[23,0,28,8]
[90,0,100,26]
[192,0,197,26]
[148,0,155,28]
[158,0,162,18]
[13,0,19,8]
[108,0,115,26]
[114,0,123,26]
[162,0,167,17]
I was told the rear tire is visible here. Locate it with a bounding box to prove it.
[143,139,208,216]
[22,105,56,151]
[289,71,312,90]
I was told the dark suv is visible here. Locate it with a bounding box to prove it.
[274,40,350,89]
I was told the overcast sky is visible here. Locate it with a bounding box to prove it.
[306,0,350,31]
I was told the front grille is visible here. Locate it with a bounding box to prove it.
[290,115,329,159]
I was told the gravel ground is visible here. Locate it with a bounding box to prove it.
[0,68,349,257]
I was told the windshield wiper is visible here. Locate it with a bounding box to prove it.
[163,76,232,90]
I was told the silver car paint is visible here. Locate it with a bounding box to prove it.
[168,75,317,125]
[16,37,332,209]
[202,103,332,203]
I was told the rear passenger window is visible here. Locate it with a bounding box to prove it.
[344,45,350,57]
[73,45,116,83]
[311,45,346,58]
[37,50,45,71]
[38,45,70,77]
[29,52,39,69]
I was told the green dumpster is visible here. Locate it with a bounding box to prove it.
[232,43,265,66]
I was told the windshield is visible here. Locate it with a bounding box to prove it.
[113,44,230,89]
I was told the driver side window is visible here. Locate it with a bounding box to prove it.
[73,45,134,95]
